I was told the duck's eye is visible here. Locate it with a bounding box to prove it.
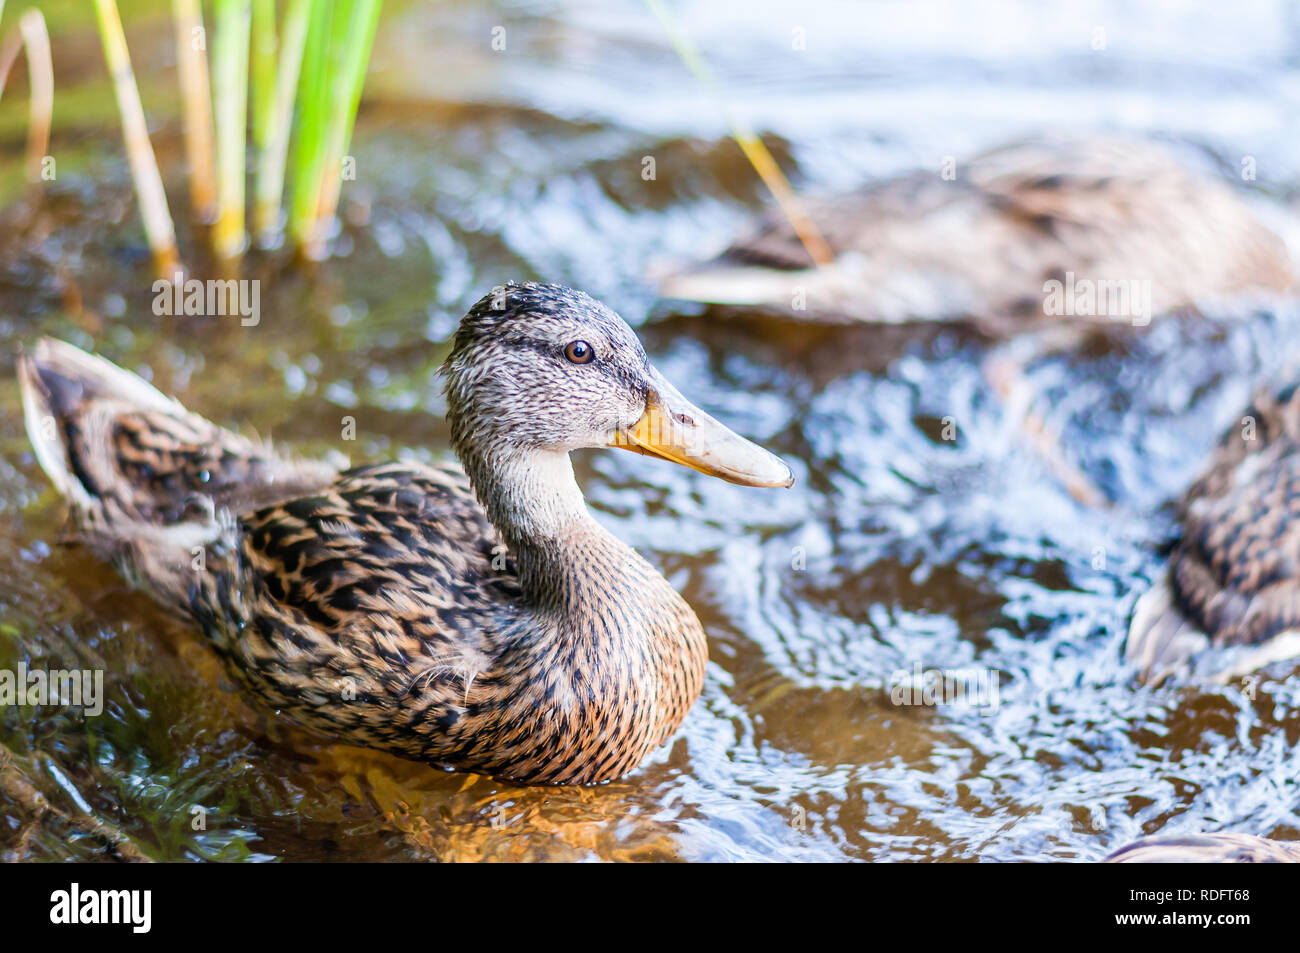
[564,340,595,364]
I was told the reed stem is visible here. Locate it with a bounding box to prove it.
[0,10,53,185]
[304,0,380,260]
[287,0,331,253]
[17,11,51,184]
[252,0,309,246]
[250,0,275,157]
[211,0,250,259]
[0,27,17,98]
[92,0,182,278]
[172,0,216,221]
[643,0,832,267]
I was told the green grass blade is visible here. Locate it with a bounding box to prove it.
[92,0,182,277]
[211,0,250,259]
[250,0,275,156]
[305,0,380,259]
[172,0,216,221]
[287,0,332,253]
[253,0,309,246]
[643,0,832,266]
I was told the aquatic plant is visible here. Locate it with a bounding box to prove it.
[643,0,831,267]
[93,0,181,275]
[0,2,54,187]
[173,0,217,223]
[91,0,381,274]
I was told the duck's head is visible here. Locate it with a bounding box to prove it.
[443,282,793,489]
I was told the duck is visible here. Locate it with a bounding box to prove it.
[660,136,1295,331]
[1127,377,1300,683]
[1107,832,1300,863]
[17,282,793,785]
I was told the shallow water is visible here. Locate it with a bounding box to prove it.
[2,0,1300,861]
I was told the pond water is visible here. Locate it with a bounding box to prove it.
[2,0,1300,861]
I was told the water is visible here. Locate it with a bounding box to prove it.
[2,0,1300,861]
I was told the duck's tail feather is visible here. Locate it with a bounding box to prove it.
[19,337,182,510]
[18,338,339,611]
[1124,579,1210,684]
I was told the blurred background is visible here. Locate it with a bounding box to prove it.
[1,0,1299,861]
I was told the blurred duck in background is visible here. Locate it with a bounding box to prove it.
[660,136,1296,332]
[1107,832,1300,863]
[664,131,1300,670]
[661,134,1300,510]
[1127,378,1300,684]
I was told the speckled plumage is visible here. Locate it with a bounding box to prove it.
[661,137,1295,328]
[1127,378,1300,681]
[13,284,789,785]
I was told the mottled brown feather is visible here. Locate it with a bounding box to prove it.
[18,289,713,785]
[1127,379,1300,678]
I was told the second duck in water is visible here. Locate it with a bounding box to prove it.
[1128,377,1300,683]
[18,284,793,785]
[661,137,1295,330]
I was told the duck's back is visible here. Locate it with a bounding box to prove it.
[663,137,1295,328]
[1127,378,1300,680]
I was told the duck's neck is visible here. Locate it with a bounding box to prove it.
[457,442,629,608]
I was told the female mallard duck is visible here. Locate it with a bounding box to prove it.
[1127,378,1300,683]
[1107,833,1300,863]
[661,136,1295,329]
[18,283,793,785]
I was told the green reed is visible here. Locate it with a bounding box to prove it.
[290,0,379,260]
[211,0,249,259]
[173,0,216,223]
[91,0,381,274]
[251,0,307,245]
[93,0,181,276]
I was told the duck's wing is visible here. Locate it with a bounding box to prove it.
[206,461,520,759]
[1107,833,1300,863]
[19,338,524,764]
[1127,380,1300,680]
[661,137,1294,326]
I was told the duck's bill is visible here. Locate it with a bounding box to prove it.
[609,369,794,488]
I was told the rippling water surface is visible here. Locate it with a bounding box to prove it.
[2,0,1300,861]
